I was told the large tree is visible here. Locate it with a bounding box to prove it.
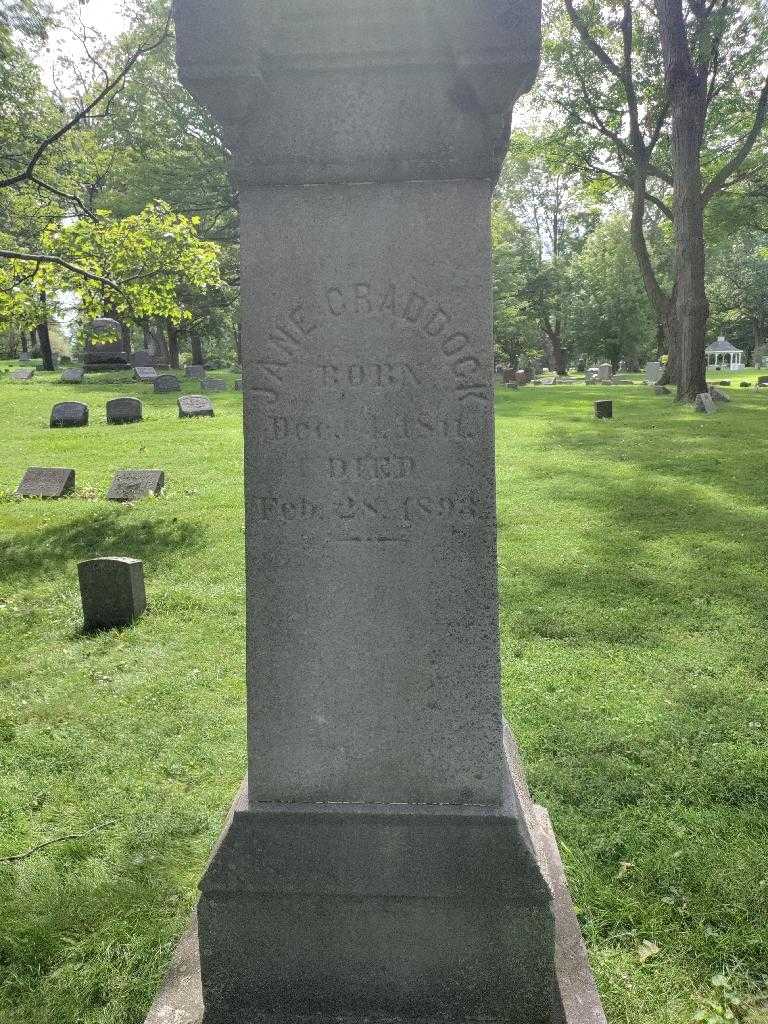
[545,0,768,401]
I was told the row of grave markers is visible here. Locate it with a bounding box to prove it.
[48,395,217,427]
[16,467,165,502]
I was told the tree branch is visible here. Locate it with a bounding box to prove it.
[702,74,768,203]
[0,821,115,864]
[563,0,625,81]
[0,250,123,294]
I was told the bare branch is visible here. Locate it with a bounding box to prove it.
[0,250,123,294]
[563,0,625,81]
[0,821,115,864]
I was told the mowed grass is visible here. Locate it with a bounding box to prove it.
[0,364,767,1023]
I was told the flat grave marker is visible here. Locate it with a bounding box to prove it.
[135,366,159,382]
[201,377,227,392]
[10,369,34,382]
[61,367,85,384]
[186,364,206,379]
[16,467,75,499]
[178,395,214,418]
[154,374,181,393]
[106,397,143,425]
[107,470,165,503]
[50,402,88,428]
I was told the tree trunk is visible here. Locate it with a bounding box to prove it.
[657,0,709,402]
[167,321,180,370]
[234,323,242,365]
[120,321,132,357]
[36,293,55,371]
[20,331,28,354]
[191,332,205,366]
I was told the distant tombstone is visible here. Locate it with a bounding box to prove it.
[645,361,663,384]
[50,402,88,428]
[84,317,130,371]
[740,381,752,388]
[107,397,143,425]
[107,469,165,503]
[202,377,228,392]
[709,387,730,403]
[154,374,181,393]
[757,376,768,388]
[597,363,612,382]
[186,364,206,379]
[78,557,147,631]
[19,352,31,364]
[618,360,627,373]
[695,393,716,414]
[515,369,530,384]
[61,367,85,384]
[654,385,671,396]
[179,395,214,418]
[132,350,154,367]
[134,366,159,382]
[718,380,731,387]
[10,368,34,382]
[595,400,613,419]
[16,467,75,499]
[234,379,244,392]
[502,369,516,385]
[585,367,600,383]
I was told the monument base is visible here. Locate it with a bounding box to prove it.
[143,737,606,1024]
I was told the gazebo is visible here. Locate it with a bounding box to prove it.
[706,336,745,372]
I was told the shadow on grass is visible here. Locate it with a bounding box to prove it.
[0,511,205,586]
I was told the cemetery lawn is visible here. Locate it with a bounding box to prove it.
[1,365,767,1024]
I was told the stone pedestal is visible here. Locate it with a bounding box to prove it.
[164,3,606,1023]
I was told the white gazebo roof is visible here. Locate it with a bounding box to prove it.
[706,336,743,354]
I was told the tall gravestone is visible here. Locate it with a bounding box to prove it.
[162,4,604,1024]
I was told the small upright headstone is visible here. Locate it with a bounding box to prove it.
[179,395,214,418]
[645,361,663,384]
[186,364,206,379]
[695,393,716,414]
[107,397,143,425]
[709,387,730,404]
[78,557,147,631]
[597,363,612,382]
[10,368,34,382]
[595,400,613,419]
[50,402,88,428]
[134,366,159,382]
[740,381,751,388]
[61,367,85,384]
[202,377,227,392]
[132,350,154,367]
[16,467,75,499]
[154,374,181,393]
[107,470,165,503]
[515,369,530,384]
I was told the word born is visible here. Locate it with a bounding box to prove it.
[321,363,420,388]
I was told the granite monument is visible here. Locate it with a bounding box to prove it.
[50,402,88,428]
[16,467,75,499]
[148,3,606,1024]
[78,557,147,630]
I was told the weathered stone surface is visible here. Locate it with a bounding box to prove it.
[10,368,34,381]
[201,376,227,392]
[106,397,143,424]
[144,742,607,1024]
[19,352,31,364]
[584,367,600,384]
[186,364,205,378]
[169,2,605,1023]
[132,350,154,367]
[61,367,85,383]
[154,374,181,393]
[134,366,159,382]
[16,467,75,499]
[695,392,716,414]
[645,361,663,384]
[709,387,730,403]
[597,363,612,382]
[179,395,214,418]
[654,385,671,396]
[50,401,88,428]
[78,557,147,631]
[595,400,613,419]
[107,469,165,503]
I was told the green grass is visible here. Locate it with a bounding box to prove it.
[1,365,767,1023]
